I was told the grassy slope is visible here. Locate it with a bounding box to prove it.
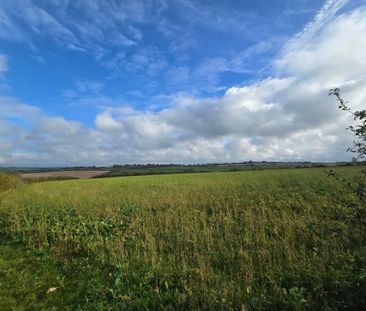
[1,167,366,310]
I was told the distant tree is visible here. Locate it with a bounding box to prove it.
[328,88,366,217]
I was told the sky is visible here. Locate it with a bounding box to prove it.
[0,0,366,166]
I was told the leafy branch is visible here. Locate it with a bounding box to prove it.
[328,88,366,210]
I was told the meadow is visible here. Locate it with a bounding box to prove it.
[0,167,365,310]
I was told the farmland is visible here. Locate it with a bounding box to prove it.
[20,170,111,180]
[0,167,365,310]
[4,161,348,181]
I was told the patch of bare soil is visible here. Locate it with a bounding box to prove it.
[20,170,110,180]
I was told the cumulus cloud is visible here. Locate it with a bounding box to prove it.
[95,113,123,132]
[1,3,366,166]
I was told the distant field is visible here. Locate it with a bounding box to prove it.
[20,170,110,179]
[6,161,351,180]
[0,167,365,310]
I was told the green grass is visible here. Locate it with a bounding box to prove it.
[1,167,366,310]
[0,242,65,310]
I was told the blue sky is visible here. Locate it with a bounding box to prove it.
[1,0,322,114]
[1,0,366,166]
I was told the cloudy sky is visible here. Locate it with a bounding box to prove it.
[0,0,366,166]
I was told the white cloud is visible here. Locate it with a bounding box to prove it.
[0,0,85,50]
[201,42,272,73]
[23,4,81,46]
[289,0,349,46]
[95,113,123,132]
[1,3,366,166]
[0,0,147,54]
[0,8,24,42]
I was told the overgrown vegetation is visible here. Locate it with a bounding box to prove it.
[0,173,22,193]
[1,168,365,309]
[0,242,82,311]
[328,88,366,226]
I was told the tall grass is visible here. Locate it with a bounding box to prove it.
[1,167,365,310]
[0,173,22,193]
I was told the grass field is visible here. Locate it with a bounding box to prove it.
[1,167,365,310]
